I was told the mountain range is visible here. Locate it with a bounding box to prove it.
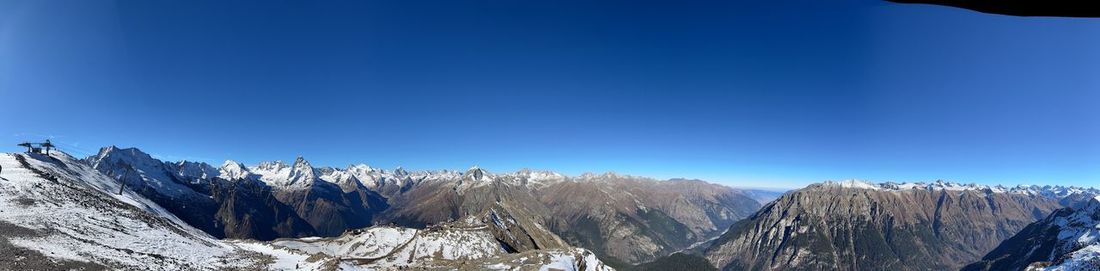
[0,150,614,270]
[963,195,1100,271]
[703,180,1100,271]
[5,146,1100,270]
[83,146,766,266]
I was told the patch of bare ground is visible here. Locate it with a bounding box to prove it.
[217,248,275,271]
[0,220,109,270]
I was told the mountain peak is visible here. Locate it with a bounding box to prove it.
[170,160,217,181]
[248,158,316,189]
[292,156,312,169]
[287,156,316,187]
[393,166,409,176]
[219,160,252,180]
[95,145,152,159]
[89,145,160,169]
[512,168,565,182]
[822,180,880,190]
[344,164,377,177]
[221,160,245,168]
[1084,195,1100,213]
[465,166,490,181]
[255,160,289,171]
[347,163,374,170]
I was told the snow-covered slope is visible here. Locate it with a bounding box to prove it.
[1034,196,1100,270]
[218,160,252,180]
[253,215,612,270]
[86,146,212,199]
[963,196,1100,271]
[0,152,260,270]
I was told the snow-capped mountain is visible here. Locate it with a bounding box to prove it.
[84,146,225,236]
[250,157,319,189]
[11,146,1099,270]
[0,151,612,270]
[0,151,255,270]
[218,160,252,180]
[963,196,1100,271]
[85,146,384,239]
[86,145,212,197]
[81,145,763,266]
[80,146,1100,268]
[821,179,1100,205]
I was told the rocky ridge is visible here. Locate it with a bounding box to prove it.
[703,180,1096,271]
[962,196,1100,271]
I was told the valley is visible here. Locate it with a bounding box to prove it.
[3,148,1098,270]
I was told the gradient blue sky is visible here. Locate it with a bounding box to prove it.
[2,0,1098,189]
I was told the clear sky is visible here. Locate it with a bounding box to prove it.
[1,0,1098,189]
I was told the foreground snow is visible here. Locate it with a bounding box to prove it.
[0,152,256,270]
[1027,196,1100,271]
[245,216,613,270]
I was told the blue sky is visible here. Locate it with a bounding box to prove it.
[1,0,1098,189]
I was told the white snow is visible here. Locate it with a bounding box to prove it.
[87,146,210,199]
[541,253,579,271]
[1040,245,1100,271]
[218,160,252,180]
[0,152,251,270]
[233,242,319,271]
[248,157,319,189]
[817,179,1100,202]
[272,227,417,259]
[822,180,881,190]
[0,151,620,271]
[1028,197,1100,271]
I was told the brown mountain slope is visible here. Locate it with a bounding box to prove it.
[378,170,762,265]
[704,181,1064,271]
[536,174,761,264]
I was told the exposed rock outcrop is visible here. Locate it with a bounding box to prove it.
[704,181,1069,270]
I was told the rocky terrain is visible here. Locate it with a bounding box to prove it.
[256,204,606,270]
[86,147,389,239]
[9,147,1100,270]
[376,168,765,264]
[703,180,1099,271]
[0,151,613,270]
[0,152,260,270]
[536,175,760,264]
[84,145,763,265]
[962,196,1100,271]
